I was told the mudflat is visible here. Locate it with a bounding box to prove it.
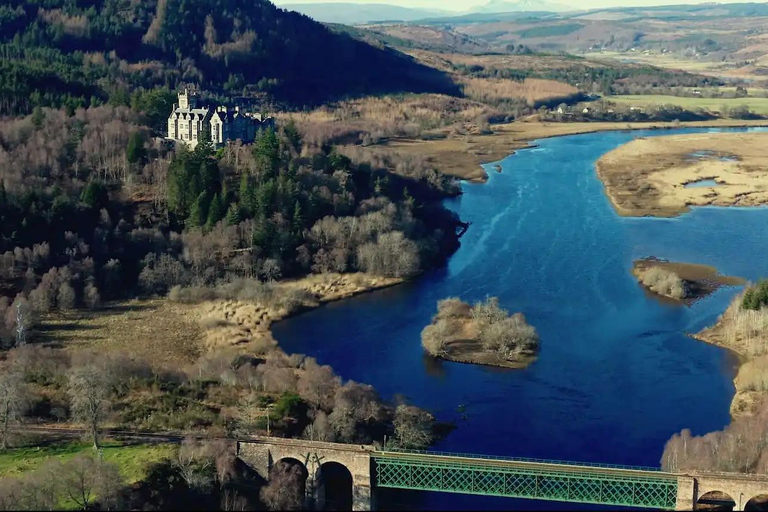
[596,132,768,217]
[632,258,745,305]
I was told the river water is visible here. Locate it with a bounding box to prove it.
[273,127,768,510]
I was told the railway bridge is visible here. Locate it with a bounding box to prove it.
[237,437,768,511]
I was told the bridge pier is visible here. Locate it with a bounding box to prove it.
[675,476,696,511]
[237,437,375,511]
[353,481,373,511]
[676,473,768,511]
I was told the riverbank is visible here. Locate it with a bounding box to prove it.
[193,273,404,354]
[632,258,745,305]
[691,292,768,418]
[597,132,768,217]
[382,119,768,184]
[40,273,404,367]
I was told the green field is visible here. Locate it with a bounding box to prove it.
[609,94,768,115]
[513,23,584,39]
[0,441,176,482]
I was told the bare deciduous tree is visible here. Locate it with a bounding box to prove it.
[260,460,306,511]
[59,455,124,511]
[393,404,434,449]
[0,368,26,450]
[67,365,111,449]
[175,438,216,491]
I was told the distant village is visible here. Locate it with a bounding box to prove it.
[166,89,274,148]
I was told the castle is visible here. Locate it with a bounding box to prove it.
[166,89,273,149]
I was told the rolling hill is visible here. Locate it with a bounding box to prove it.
[0,0,459,115]
[278,2,450,24]
[470,0,574,14]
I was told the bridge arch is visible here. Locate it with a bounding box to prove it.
[745,494,768,511]
[266,457,309,508]
[696,490,737,511]
[316,461,354,510]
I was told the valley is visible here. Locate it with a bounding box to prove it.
[3,0,768,510]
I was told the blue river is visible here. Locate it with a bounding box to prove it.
[273,127,768,510]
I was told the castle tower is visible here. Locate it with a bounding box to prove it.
[178,89,189,109]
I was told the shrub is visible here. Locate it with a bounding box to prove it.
[641,267,688,300]
[421,319,454,357]
[480,313,539,360]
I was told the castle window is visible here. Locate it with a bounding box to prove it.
[174,120,178,139]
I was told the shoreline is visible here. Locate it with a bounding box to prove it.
[432,351,536,370]
[689,326,764,419]
[193,273,406,354]
[382,119,768,186]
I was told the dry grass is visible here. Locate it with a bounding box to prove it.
[409,51,607,73]
[35,273,403,366]
[37,298,205,368]
[278,94,496,146]
[596,132,768,217]
[461,77,579,107]
[695,290,768,417]
[382,118,768,183]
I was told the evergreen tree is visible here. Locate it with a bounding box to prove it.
[226,202,243,226]
[283,119,301,152]
[126,132,146,165]
[206,193,225,229]
[31,106,45,130]
[253,128,280,180]
[80,181,109,209]
[292,200,303,234]
[187,192,210,228]
[239,173,255,215]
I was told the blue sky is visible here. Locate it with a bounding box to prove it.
[273,0,767,10]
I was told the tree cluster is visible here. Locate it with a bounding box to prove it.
[662,399,768,474]
[0,105,462,348]
[0,454,125,511]
[743,279,768,311]
[0,0,458,116]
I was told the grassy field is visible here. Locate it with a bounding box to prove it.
[584,51,768,81]
[609,94,768,115]
[0,441,176,482]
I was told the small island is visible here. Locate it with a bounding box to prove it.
[421,297,540,369]
[632,258,745,304]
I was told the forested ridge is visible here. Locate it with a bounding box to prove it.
[0,0,459,115]
[0,89,460,510]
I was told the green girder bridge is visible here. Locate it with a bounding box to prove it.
[373,449,678,509]
[237,436,768,510]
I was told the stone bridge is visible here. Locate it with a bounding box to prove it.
[237,437,375,510]
[677,472,768,511]
[237,437,768,511]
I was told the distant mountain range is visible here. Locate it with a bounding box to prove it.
[278,0,573,25]
[278,3,450,24]
[470,0,574,13]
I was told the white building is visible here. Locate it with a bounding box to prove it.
[166,89,274,148]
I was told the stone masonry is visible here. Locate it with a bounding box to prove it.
[237,437,375,511]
